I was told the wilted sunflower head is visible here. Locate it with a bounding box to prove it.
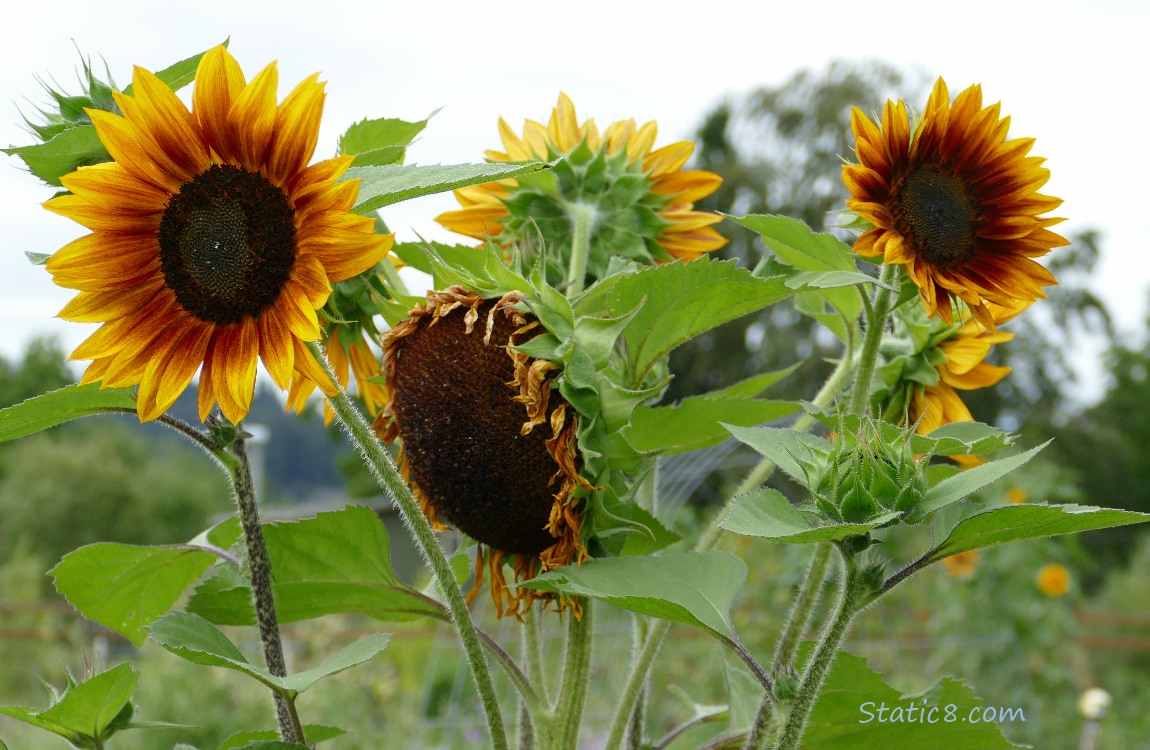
[373,286,591,617]
[435,93,726,285]
[843,78,1068,329]
[42,45,392,423]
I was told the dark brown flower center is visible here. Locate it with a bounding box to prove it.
[158,164,296,323]
[894,167,980,269]
[391,300,559,555]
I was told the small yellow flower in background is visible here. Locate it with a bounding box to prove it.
[43,46,392,423]
[941,549,981,579]
[1006,486,1029,504]
[1036,563,1071,597]
[843,78,1068,329]
[436,93,726,278]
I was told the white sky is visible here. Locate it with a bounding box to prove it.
[2,0,1147,402]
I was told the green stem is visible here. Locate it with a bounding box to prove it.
[848,265,899,415]
[307,341,509,750]
[554,599,594,749]
[742,543,833,750]
[771,543,833,675]
[769,548,862,750]
[604,617,669,750]
[565,202,595,297]
[626,616,650,750]
[605,351,856,746]
[523,607,548,702]
[224,432,304,744]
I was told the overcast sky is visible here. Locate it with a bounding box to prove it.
[2,0,1146,403]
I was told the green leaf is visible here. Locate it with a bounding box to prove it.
[51,543,217,645]
[731,214,857,273]
[914,442,1049,518]
[339,112,436,166]
[606,259,795,382]
[220,726,345,750]
[926,503,1150,562]
[786,269,889,290]
[148,612,269,686]
[187,506,440,625]
[626,399,800,454]
[150,612,389,697]
[25,251,50,265]
[125,43,225,95]
[802,648,1023,749]
[37,663,138,740]
[724,424,830,489]
[0,707,71,740]
[706,366,801,398]
[519,552,746,639]
[279,633,391,693]
[912,421,1015,456]
[721,488,899,542]
[723,657,765,733]
[347,161,549,214]
[2,124,109,186]
[0,382,137,441]
[230,743,311,750]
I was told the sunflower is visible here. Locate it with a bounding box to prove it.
[843,78,1068,328]
[43,46,392,423]
[908,306,1015,440]
[286,325,388,423]
[373,286,591,618]
[436,93,726,280]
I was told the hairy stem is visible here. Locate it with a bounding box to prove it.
[848,265,899,415]
[565,202,595,297]
[603,616,669,750]
[772,543,833,675]
[225,433,304,744]
[605,351,856,745]
[307,341,509,750]
[554,600,594,749]
[770,549,861,750]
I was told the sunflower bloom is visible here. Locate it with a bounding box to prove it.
[941,549,980,579]
[909,306,1015,432]
[843,78,1068,328]
[373,287,592,618]
[1036,563,1071,597]
[286,325,388,423]
[43,46,392,423]
[436,93,726,280]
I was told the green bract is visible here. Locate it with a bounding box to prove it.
[499,140,673,284]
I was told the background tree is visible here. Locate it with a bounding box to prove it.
[668,61,920,402]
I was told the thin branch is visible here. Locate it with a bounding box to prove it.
[718,634,773,694]
[652,710,728,750]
